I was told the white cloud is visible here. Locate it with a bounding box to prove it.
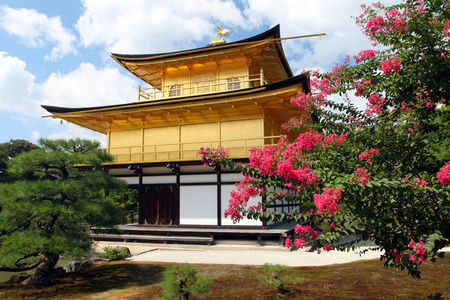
[0,52,37,114]
[0,5,77,61]
[242,0,399,72]
[0,53,138,118]
[38,62,137,108]
[76,0,250,54]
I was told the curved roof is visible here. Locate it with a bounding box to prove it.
[111,25,293,88]
[42,73,309,134]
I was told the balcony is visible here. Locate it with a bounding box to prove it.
[101,135,283,164]
[137,71,268,102]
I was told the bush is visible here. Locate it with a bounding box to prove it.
[99,246,131,261]
[257,263,303,294]
[160,264,213,300]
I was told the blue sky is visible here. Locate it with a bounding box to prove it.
[0,0,396,146]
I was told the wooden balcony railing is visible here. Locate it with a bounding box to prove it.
[137,71,268,102]
[101,135,283,164]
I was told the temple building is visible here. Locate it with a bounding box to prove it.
[42,25,310,231]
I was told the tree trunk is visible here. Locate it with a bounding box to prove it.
[21,252,59,285]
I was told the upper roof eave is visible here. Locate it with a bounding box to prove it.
[111,24,293,78]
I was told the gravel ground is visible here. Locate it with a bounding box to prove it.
[94,240,450,267]
[94,241,385,266]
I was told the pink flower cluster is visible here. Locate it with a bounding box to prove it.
[443,20,450,38]
[276,161,320,187]
[290,91,315,112]
[414,178,428,187]
[380,57,402,75]
[408,239,427,264]
[353,168,370,186]
[224,176,261,224]
[354,50,376,63]
[285,225,319,249]
[291,77,335,112]
[365,94,386,117]
[314,187,342,215]
[400,101,412,112]
[392,239,427,266]
[437,161,450,185]
[322,244,334,252]
[249,131,348,182]
[367,16,384,33]
[354,78,372,97]
[281,115,312,132]
[249,145,278,177]
[198,145,229,167]
[359,148,381,163]
[392,249,406,265]
[310,77,336,101]
[385,8,410,33]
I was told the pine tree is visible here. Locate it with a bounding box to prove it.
[0,139,124,285]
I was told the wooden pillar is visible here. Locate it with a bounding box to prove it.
[217,168,222,227]
[138,173,144,225]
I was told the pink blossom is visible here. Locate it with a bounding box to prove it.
[353,168,370,186]
[443,20,450,38]
[437,161,450,185]
[285,238,293,248]
[385,9,399,18]
[314,187,342,215]
[199,145,229,167]
[380,58,401,75]
[281,115,312,132]
[408,239,427,264]
[392,249,406,265]
[414,178,428,187]
[426,102,434,109]
[367,16,384,33]
[354,50,376,63]
[290,91,315,111]
[354,78,372,96]
[322,133,348,147]
[365,94,385,117]
[359,148,380,163]
[294,238,307,249]
[393,19,409,33]
[322,244,334,252]
[224,176,262,224]
[330,221,335,229]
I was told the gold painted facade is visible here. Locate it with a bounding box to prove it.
[43,26,309,165]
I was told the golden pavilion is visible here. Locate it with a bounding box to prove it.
[42,25,310,230]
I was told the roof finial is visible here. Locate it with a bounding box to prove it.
[217,26,231,39]
[209,26,231,46]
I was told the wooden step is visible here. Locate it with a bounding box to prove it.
[90,233,213,245]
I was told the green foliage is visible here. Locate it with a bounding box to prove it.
[160,264,213,300]
[0,139,125,274]
[257,263,303,295]
[0,139,39,182]
[99,246,131,261]
[109,188,139,223]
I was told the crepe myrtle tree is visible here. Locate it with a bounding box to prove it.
[200,0,450,278]
[0,139,125,285]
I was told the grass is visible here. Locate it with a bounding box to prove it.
[0,256,448,299]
